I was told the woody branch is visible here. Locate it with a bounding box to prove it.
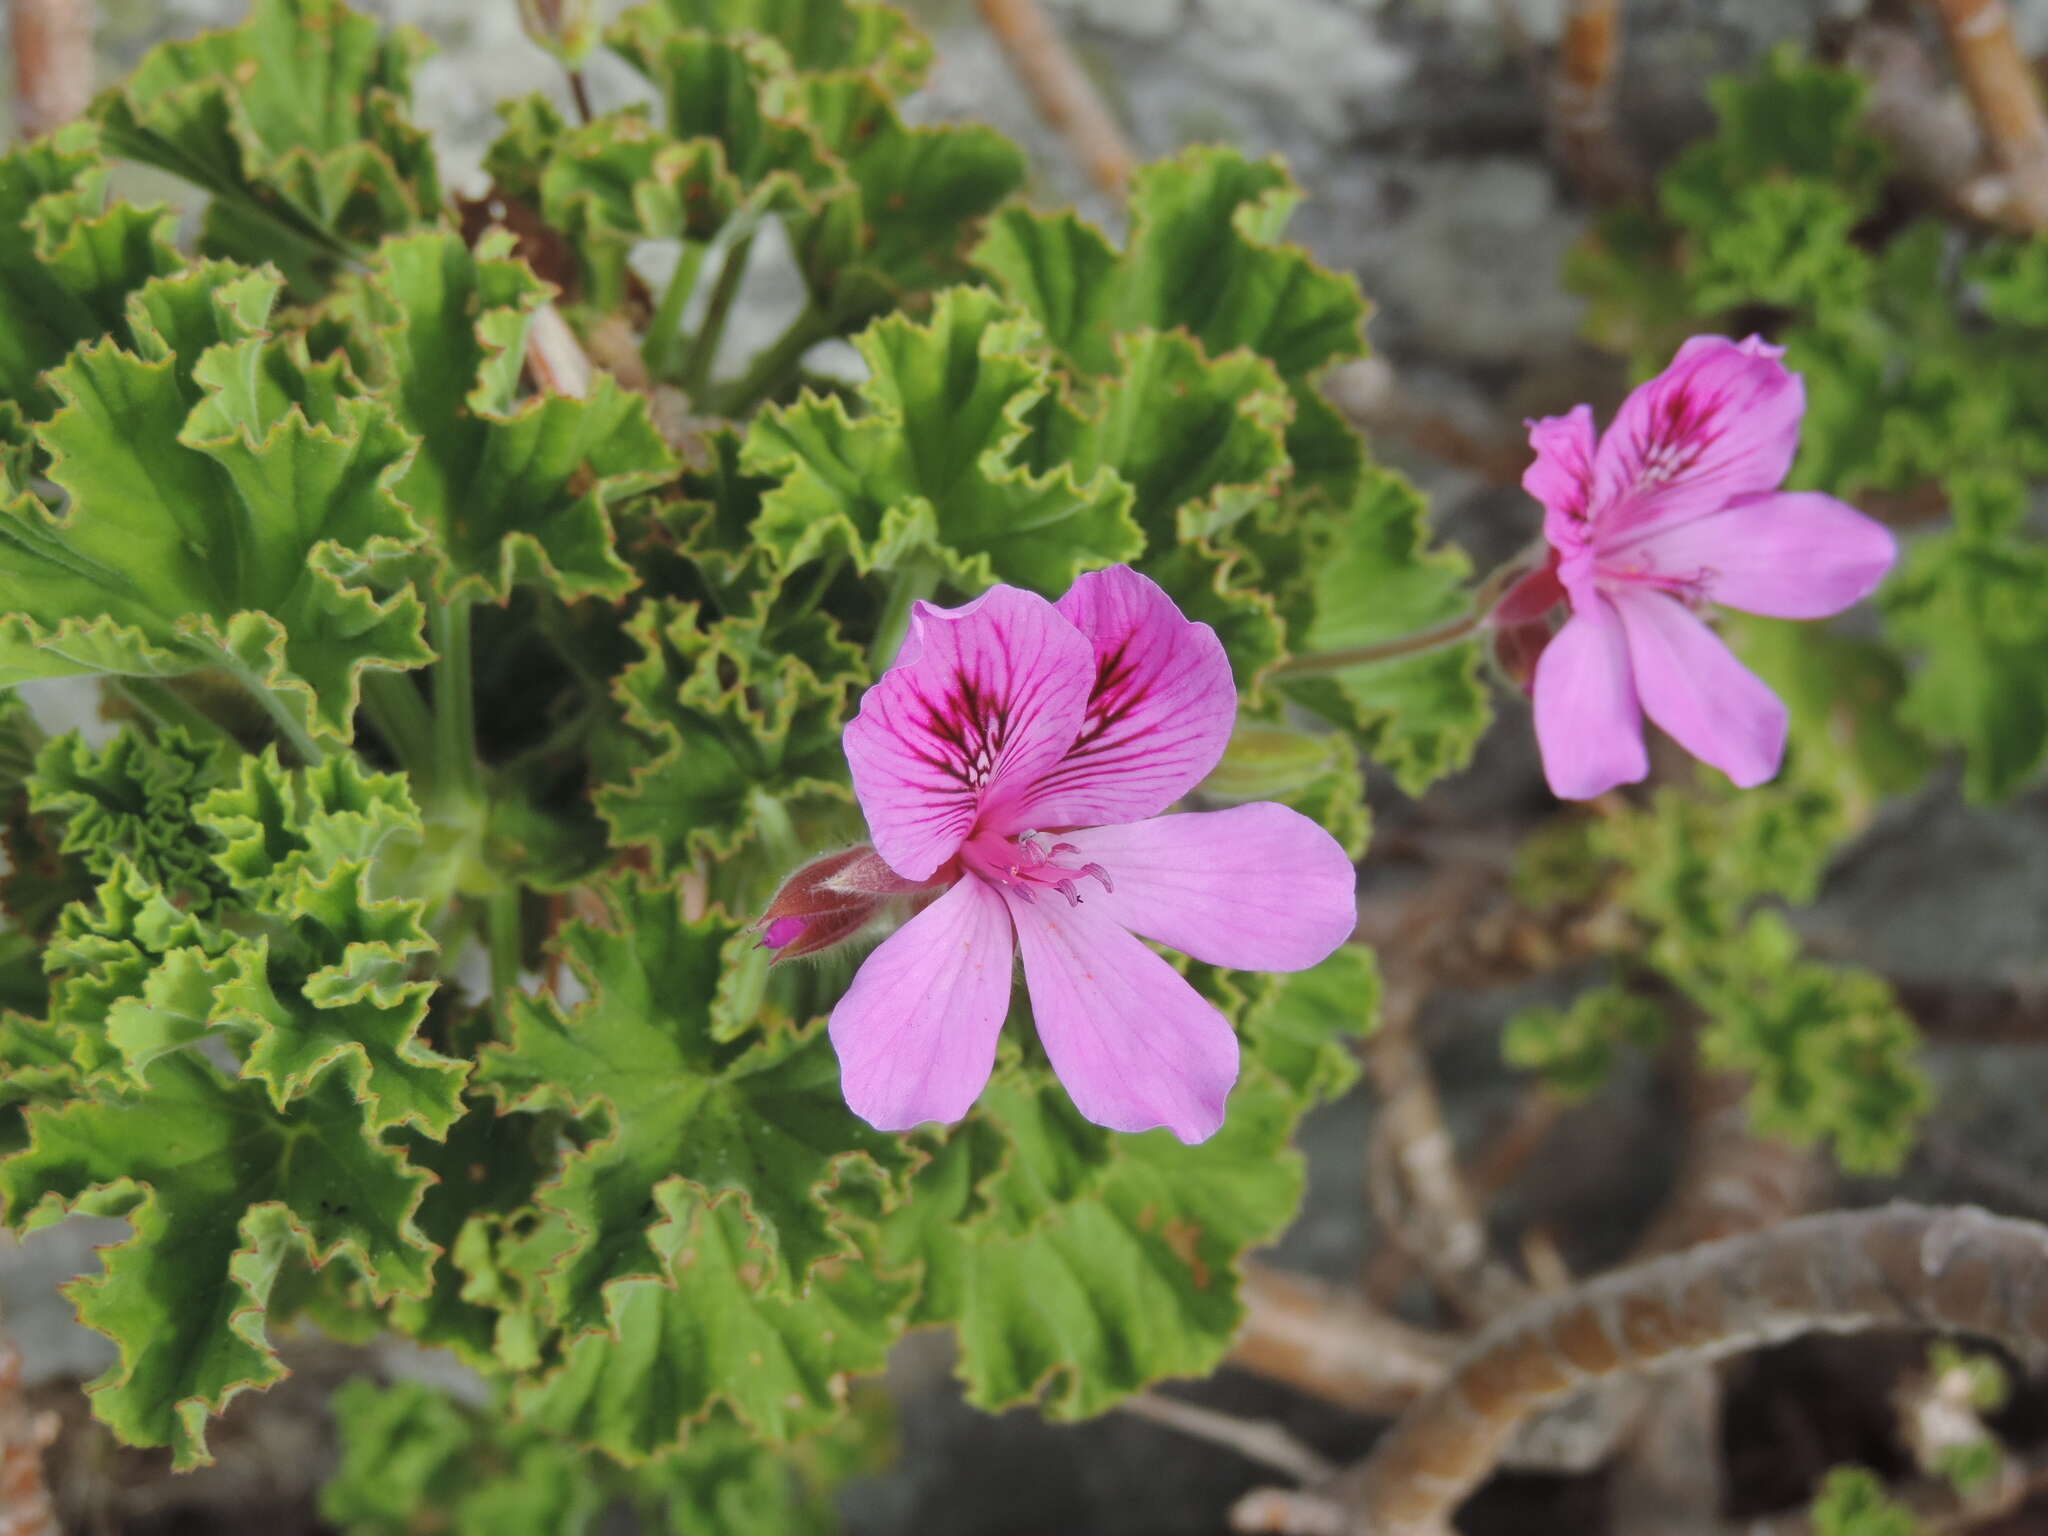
[1328,1203,2048,1535]
[1923,0,2048,228]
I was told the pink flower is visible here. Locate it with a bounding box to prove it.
[828,567,1357,1144]
[1516,335,1897,800]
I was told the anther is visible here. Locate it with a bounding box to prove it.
[1081,863,1113,894]
[1053,878,1081,906]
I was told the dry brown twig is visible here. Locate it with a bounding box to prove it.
[10,0,94,140]
[1922,0,2048,228]
[1119,1392,1336,1485]
[978,0,1136,199]
[1550,0,1642,202]
[1229,1261,1459,1419]
[1315,1203,2048,1536]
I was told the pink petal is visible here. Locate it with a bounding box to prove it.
[1616,490,1897,619]
[1060,806,1356,972]
[1003,891,1239,1144]
[844,585,1094,881]
[1523,404,1597,520]
[829,876,1015,1131]
[1611,588,1787,789]
[1532,601,1649,799]
[991,566,1236,833]
[1591,335,1805,545]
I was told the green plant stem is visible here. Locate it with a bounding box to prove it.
[487,884,524,1001]
[868,560,939,673]
[111,677,237,751]
[708,304,832,417]
[431,597,481,802]
[1274,542,1545,680]
[361,671,438,789]
[216,660,327,765]
[1274,610,1490,679]
[642,239,707,380]
[678,230,758,402]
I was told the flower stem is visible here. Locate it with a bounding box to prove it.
[111,677,237,751]
[1273,611,1488,679]
[215,659,326,766]
[707,304,832,418]
[641,238,707,381]
[868,560,939,674]
[487,883,525,1002]
[431,597,481,803]
[361,670,438,791]
[567,69,595,126]
[1274,543,1544,680]
[678,229,757,403]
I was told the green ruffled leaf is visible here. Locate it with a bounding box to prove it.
[1297,465,1489,794]
[39,744,470,1136]
[1504,985,1667,1100]
[0,122,180,414]
[512,1193,911,1459]
[0,262,431,747]
[912,1060,1308,1417]
[1037,329,1293,548]
[1694,913,1928,1175]
[325,1376,866,1536]
[1659,48,1888,232]
[620,0,930,90]
[977,147,1368,389]
[781,75,1025,328]
[28,728,235,912]
[1809,1467,1920,1536]
[92,0,441,289]
[322,1377,606,1536]
[594,598,859,880]
[477,878,910,1335]
[343,229,676,602]
[0,1055,437,1468]
[1882,474,2048,800]
[747,286,1142,590]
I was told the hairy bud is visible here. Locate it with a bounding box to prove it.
[754,846,932,963]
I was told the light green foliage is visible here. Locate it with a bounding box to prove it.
[1810,1467,1921,1536]
[340,229,675,602]
[594,598,861,885]
[882,948,1374,1416]
[1504,987,1665,1100]
[747,285,1143,591]
[1512,782,1928,1174]
[477,878,910,1332]
[0,261,430,746]
[323,1377,874,1535]
[0,1057,436,1469]
[1882,474,2048,800]
[0,124,180,414]
[93,0,441,289]
[1297,465,1486,793]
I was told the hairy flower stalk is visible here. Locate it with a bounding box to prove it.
[1512,334,1897,799]
[811,567,1358,1143]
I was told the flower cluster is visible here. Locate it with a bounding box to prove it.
[785,337,1896,1141]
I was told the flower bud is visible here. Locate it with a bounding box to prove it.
[517,0,599,67]
[754,846,931,964]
